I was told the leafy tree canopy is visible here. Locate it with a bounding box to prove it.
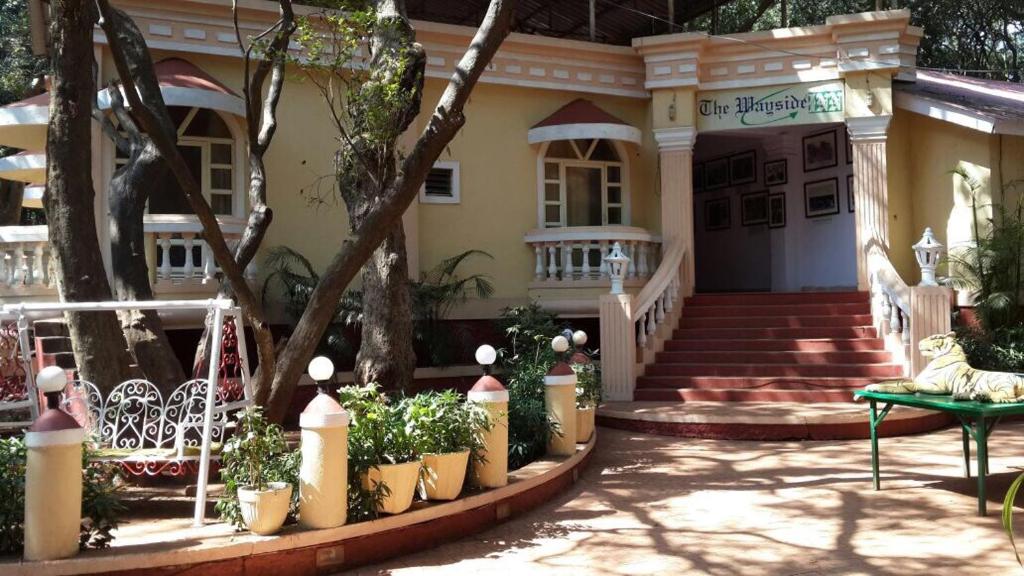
[0,0,45,108]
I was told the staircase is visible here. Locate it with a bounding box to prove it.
[635,291,904,403]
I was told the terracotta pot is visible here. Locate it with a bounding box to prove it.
[419,450,470,501]
[576,406,596,443]
[362,460,422,514]
[238,482,292,536]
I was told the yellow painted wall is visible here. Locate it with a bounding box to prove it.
[885,110,916,281]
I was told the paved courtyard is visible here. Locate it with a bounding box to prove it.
[358,422,1024,575]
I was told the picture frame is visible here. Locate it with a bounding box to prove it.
[803,129,838,172]
[847,174,855,213]
[768,192,786,228]
[804,177,840,218]
[730,150,756,185]
[704,197,731,231]
[763,159,787,187]
[740,191,769,226]
[693,163,705,193]
[705,157,729,190]
[845,128,853,164]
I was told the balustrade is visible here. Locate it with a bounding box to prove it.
[145,215,244,288]
[524,226,661,284]
[0,226,53,294]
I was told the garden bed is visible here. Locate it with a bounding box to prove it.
[1,435,594,576]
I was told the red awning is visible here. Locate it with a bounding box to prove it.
[528,98,642,145]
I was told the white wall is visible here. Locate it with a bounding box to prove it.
[693,123,856,293]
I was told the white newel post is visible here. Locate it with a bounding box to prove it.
[846,115,892,291]
[599,244,636,401]
[653,126,697,296]
[300,356,350,529]
[909,228,953,377]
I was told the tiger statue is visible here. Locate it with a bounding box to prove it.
[865,332,1024,403]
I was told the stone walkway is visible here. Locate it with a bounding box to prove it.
[356,422,1024,575]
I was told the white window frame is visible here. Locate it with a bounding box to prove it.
[536,139,630,228]
[419,160,461,205]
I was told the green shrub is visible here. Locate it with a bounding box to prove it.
[956,325,1024,373]
[0,437,126,554]
[338,384,416,522]
[574,360,602,409]
[404,390,491,461]
[497,303,561,471]
[215,408,300,530]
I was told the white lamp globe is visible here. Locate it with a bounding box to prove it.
[307,356,335,382]
[475,344,497,366]
[36,365,68,394]
[572,330,588,347]
[551,335,570,353]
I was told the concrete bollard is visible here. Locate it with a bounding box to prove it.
[299,357,350,529]
[468,345,508,489]
[24,366,83,562]
[545,336,577,457]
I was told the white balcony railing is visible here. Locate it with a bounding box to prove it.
[0,225,52,295]
[524,225,661,285]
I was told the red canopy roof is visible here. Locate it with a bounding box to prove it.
[532,98,630,129]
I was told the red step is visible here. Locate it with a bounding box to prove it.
[682,303,870,317]
[663,338,886,352]
[644,363,904,378]
[685,292,868,306]
[679,315,873,329]
[672,326,877,340]
[655,350,893,364]
[636,376,880,390]
[634,388,858,402]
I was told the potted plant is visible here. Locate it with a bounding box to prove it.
[573,360,601,443]
[340,384,421,515]
[217,408,297,535]
[405,390,491,501]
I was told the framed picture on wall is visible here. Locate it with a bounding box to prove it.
[804,177,840,218]
[730,150,756,185]
[803,129,838,172]
[705,197,731,231]
[845,128,853,164]
[694,163,705,193]
[741,191,769,226]
[705,157,729,190]
[768,192,786,228]
[847,174,855,212]
[764,159,787,186]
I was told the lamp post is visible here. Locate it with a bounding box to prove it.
[913,227,944,287]
[545,336,577,456]
[299,356,350,529]
[468,345,508,488]
[24,366,83,561]
[604,242,630,295]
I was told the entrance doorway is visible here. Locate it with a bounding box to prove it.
[692,122,857,293]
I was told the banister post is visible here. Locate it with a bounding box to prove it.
[909,228,953,377]
[600,244,636,401]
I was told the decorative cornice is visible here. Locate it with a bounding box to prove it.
[846,114,892,142]
[653,126,697,152]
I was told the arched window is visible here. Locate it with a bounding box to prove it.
[115,106,239,216]
[539,138,627,228]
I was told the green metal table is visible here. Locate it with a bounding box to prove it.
[854,389,1024,516]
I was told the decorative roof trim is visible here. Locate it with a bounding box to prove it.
[528,123,642,145]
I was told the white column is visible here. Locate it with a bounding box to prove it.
[846,115,892,291]
[653,126,697,296]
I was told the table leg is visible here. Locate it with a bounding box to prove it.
[870,400,880,491]
[962,424,971,478]
[977,416,988,517]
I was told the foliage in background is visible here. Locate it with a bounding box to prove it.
[1004,468,1024,567]
[955,325,1024,373]
[0,437,125,554]
[215,408,300,530]
[497,303,561,470]
[262,247,493,371]
[338,383,414,522]
[944,169,1024,332]
[404,389,491,461]
[574,359,602,409]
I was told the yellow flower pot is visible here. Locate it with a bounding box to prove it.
[238,482,292,536]
[419,450,470,501]
[362,460,422,515]
[576,406,596,443]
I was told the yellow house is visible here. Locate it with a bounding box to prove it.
[1,2,1021,408]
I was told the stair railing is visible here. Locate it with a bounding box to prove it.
[631,239,685,350]
[866,245,912,373]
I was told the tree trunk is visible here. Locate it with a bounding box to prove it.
[354,221,415,389]
[0,179,23,225]
[45,0,133,393]
[108,137,187,393]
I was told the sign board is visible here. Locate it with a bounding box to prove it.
[696,80,845,132]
